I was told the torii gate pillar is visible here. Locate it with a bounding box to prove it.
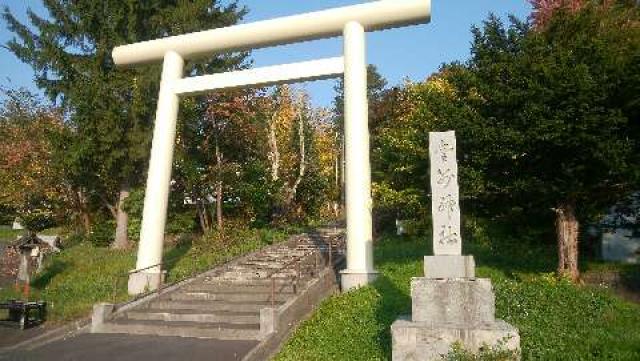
[340,21,377,289]
[127,51,184,293]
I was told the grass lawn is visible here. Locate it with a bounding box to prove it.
[0,226,21,244]
[275,224,640,361]
[0,226,297,323]
[0,226,66,245]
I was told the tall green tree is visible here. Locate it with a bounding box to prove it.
[175,89,260,232]
[3,1,246,248]
[430,6,638,281]
[371,3,639,281]
[333,64,389,126]
[333,65,388,211]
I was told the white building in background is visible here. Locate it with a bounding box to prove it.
[12,218,24,230]
[600,192,640,264]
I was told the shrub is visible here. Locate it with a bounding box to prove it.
[88,221,114,247]
[443,341,519,361]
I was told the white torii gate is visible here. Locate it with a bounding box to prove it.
[113,0,431,295]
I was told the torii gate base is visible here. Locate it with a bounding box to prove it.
[113,0,431,295]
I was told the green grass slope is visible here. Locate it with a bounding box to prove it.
[276,230,640,361]
[0,226,295,323]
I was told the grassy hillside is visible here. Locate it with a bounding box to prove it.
[276,224,640,361]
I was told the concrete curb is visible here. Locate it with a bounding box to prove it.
[243,256,345,361]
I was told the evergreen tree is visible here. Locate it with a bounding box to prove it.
[371,3,639,281]
[333,64,389,126]
[427,6,638,281]
[3,1,246,248]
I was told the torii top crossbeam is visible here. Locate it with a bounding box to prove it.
[112,0,431,65]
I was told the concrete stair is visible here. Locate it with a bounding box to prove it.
[168,291,293,302]
[126,309,260,324]
[144,299,282,313]
[100,319,261,340]
[93,228,345,345]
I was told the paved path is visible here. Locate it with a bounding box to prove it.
[0,326,47,350]
[0,334,257,361]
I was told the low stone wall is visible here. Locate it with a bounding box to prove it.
[244,264,342,361]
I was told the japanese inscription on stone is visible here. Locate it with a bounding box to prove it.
[429,131,461,255]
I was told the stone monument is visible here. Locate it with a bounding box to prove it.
[391,131,520,360]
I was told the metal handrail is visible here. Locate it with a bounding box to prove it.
[128,263,163,275]
[110,248,243,305]
[109,230,345,308]
[111,263,163,304]
[265,235,341,308]
[265,250,316,308]
[108,237,280,306]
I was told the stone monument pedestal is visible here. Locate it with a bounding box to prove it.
[391,256,520,361]
[391,318,519,361]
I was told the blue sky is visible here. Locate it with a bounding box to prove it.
[0,1,532,107]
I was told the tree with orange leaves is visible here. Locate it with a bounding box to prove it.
[0,88,69,232]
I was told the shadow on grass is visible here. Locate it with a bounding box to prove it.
[372,274,412,360]
[371,237,421,360]
[469,241,556,277]
[462,220,558,278]
[162,236,194,274]
[620,264,640,292]
[31,259,69,290]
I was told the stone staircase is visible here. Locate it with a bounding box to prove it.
[92,228,344,347]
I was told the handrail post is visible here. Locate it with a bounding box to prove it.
[112,277,118,304]
[328,238,333,268]
[271,277,276,308]
[295,261,301,294]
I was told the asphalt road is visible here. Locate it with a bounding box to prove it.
[0,334,258,361]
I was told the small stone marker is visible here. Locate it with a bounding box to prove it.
[391,131,519,361]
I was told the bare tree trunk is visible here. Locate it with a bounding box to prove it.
[204,201,211,231]
[335,147,339,189]
[76,188,91,234]
[214,186,223,230]
[556,201,579,282]
[267,112,280,182]
[197,199,210,233]
[285,109,306,207]
[215,139,224,230]
[197,206,206,232]
[112,185,130,249]
[80,209,91,235]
